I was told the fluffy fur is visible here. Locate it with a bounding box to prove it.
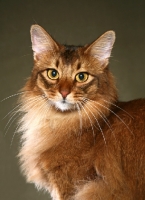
[18,25,145,200]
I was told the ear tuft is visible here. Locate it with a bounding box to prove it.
[86,31,115,64]
[30,25,58,55]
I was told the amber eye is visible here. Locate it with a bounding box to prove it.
[75,72,89,83]
[47,69,59,80]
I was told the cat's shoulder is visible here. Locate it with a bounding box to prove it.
[112,98,145,126]
[118,98,145,114]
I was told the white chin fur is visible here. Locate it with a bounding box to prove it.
[54,101,74,111]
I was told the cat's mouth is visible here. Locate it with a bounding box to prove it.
[53,99,75,112]
[62,99,66,104]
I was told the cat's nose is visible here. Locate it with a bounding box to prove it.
[60,90,70,99]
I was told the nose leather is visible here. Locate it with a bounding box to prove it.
[60,89,70,99]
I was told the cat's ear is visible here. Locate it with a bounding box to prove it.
[30,25,59,59]
[85,31,115,66]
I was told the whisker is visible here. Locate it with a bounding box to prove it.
[2,103,21,120]
[44,101,52,118]
[87,100,112,130]
[76,103,83,136]
[3,94,44,122]
[5,95,46,138]
[18,97,48,128]
[4,113,20,136]
[85,99,117,142]
[95,101,134,135]
[19,95,46,111]
[2,94,44,120]
[103,99,134,119]
[83,101,106,144]
[10,123,21,148]
[1,91,30,102]
[17,96,51,138]
[78,102,95,138]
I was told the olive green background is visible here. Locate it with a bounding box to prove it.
[0,0,145,200]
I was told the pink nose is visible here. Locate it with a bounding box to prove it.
[60,90,70,99]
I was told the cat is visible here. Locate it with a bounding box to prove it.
[18,25,145,200]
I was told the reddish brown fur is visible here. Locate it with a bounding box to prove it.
[33,100,145,200]
[18,25,145,200]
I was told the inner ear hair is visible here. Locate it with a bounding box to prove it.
[30,25,59,57]
[85,31,115,65]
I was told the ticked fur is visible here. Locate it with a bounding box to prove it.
[18,25,145,200]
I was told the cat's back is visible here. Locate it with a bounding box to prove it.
[94,99,145,198]
[115,99,145,196]
[118,98,145,117]
[115,98,145,137]
[108,98,145,131]
[105,98,145,148]
[110,98,145,159]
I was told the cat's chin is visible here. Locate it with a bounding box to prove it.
[53,101,75,112]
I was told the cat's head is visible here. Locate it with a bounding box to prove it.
[22,25,117,113]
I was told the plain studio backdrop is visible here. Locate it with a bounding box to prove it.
[0,1,145,200]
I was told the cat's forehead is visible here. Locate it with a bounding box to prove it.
[35,44,100,74]
[49,45,86,72]
[60,45,82,65]
[56,45,99,73]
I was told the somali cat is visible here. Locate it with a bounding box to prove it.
[18,25,145,200]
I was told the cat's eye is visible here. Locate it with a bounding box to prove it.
[47,69,59,80]
[75,72,89,83]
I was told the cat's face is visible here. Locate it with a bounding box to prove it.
[33,47,104,112]
[22,25,117,113]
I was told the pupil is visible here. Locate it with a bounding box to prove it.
[52,70,57,77]
[79,73,84,80]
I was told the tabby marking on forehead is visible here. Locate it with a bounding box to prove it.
[56,60,59,68]
[77,62,81,70]
[60,45,80,64]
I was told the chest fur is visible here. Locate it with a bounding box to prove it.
[38,132,97,199]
